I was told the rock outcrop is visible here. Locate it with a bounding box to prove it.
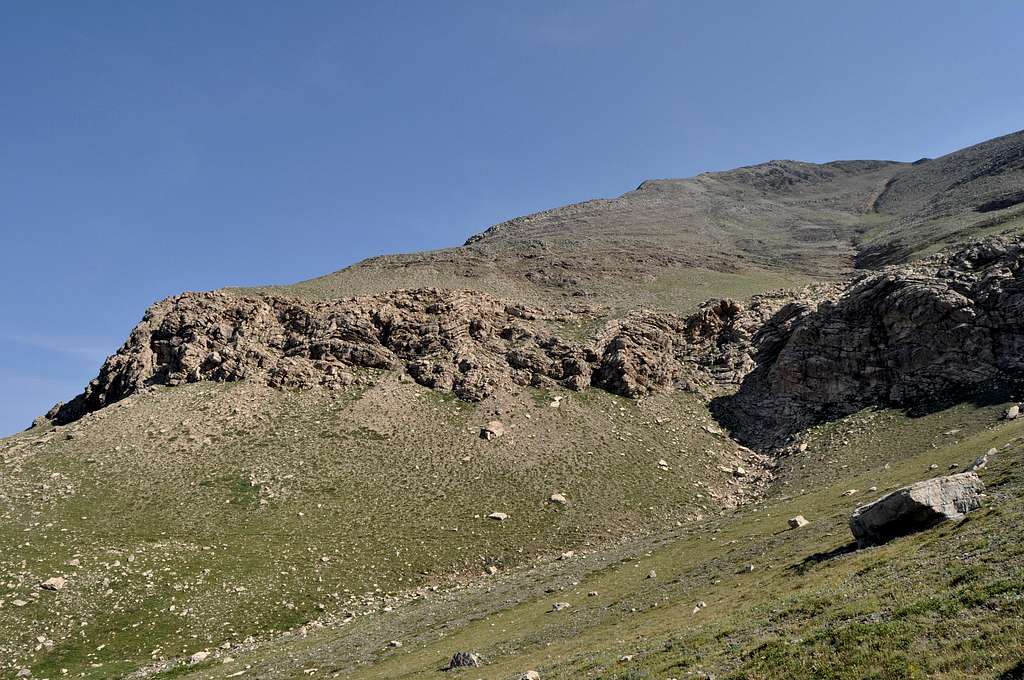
[849,472,985,546]
[447,651,481,669]
[591,290,823,398]
[51,289,596,424]
[49,284,801,425]
[718,234,1024,447]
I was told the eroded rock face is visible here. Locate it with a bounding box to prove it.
[50,284,795,425]
[849,473,984,546]
[719,235,1024,447]
[592,291,822,398]
[52,289,595,424]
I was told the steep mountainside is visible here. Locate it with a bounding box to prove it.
[3,130,1024,680]
[274,130,1024,313]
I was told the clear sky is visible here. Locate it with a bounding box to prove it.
[1,1,1022,436]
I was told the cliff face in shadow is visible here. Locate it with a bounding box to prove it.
[715,234,1024,448]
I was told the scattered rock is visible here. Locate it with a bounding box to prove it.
[189,651,210,664]
[447,651,481,669]
[850,472,985,547]
[388,640,403,648]
[551,601,571,611]
[559,551,575,560]
[969,449,996,471]
[841,489,858,497]
[487,512,509,521]
[647,569,657,579]
[485,565,498,575]
[519,672,541,680]
[549,493,568,505]
[733,466,747,477]
[787,515,809,529]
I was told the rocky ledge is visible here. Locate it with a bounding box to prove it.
[50,287,799,425]
[49,234,1024,450]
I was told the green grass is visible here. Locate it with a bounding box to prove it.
[145,397,1024,680]
[0,376,739,678]
[642,267,816,314]
[2,372,1021,679]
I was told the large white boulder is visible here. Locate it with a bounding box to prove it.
[849,472,984,546]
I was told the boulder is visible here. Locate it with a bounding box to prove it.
[40,577,66,591]
[480,420,505,440]
[189,651,210,664]
[549,493,568,505]
[487,512,508,521]
[787,515,809,529]
[849,472,984,546]
[520,672,541,680]
[447,651,481,669]
[1006,404,1020,420]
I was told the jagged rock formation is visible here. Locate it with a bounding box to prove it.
[50,284,811,426]
[591,290,826,398]
[51,289,595,423]
[718,234,1024,447]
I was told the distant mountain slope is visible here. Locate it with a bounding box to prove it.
[857,128,1024,265]
[273,158,899,313]
[265,129,1024,316]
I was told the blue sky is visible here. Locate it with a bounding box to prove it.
[1,1,1022,435]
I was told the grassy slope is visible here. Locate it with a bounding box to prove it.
[1,376,758,679]
[164,400,1024,680]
